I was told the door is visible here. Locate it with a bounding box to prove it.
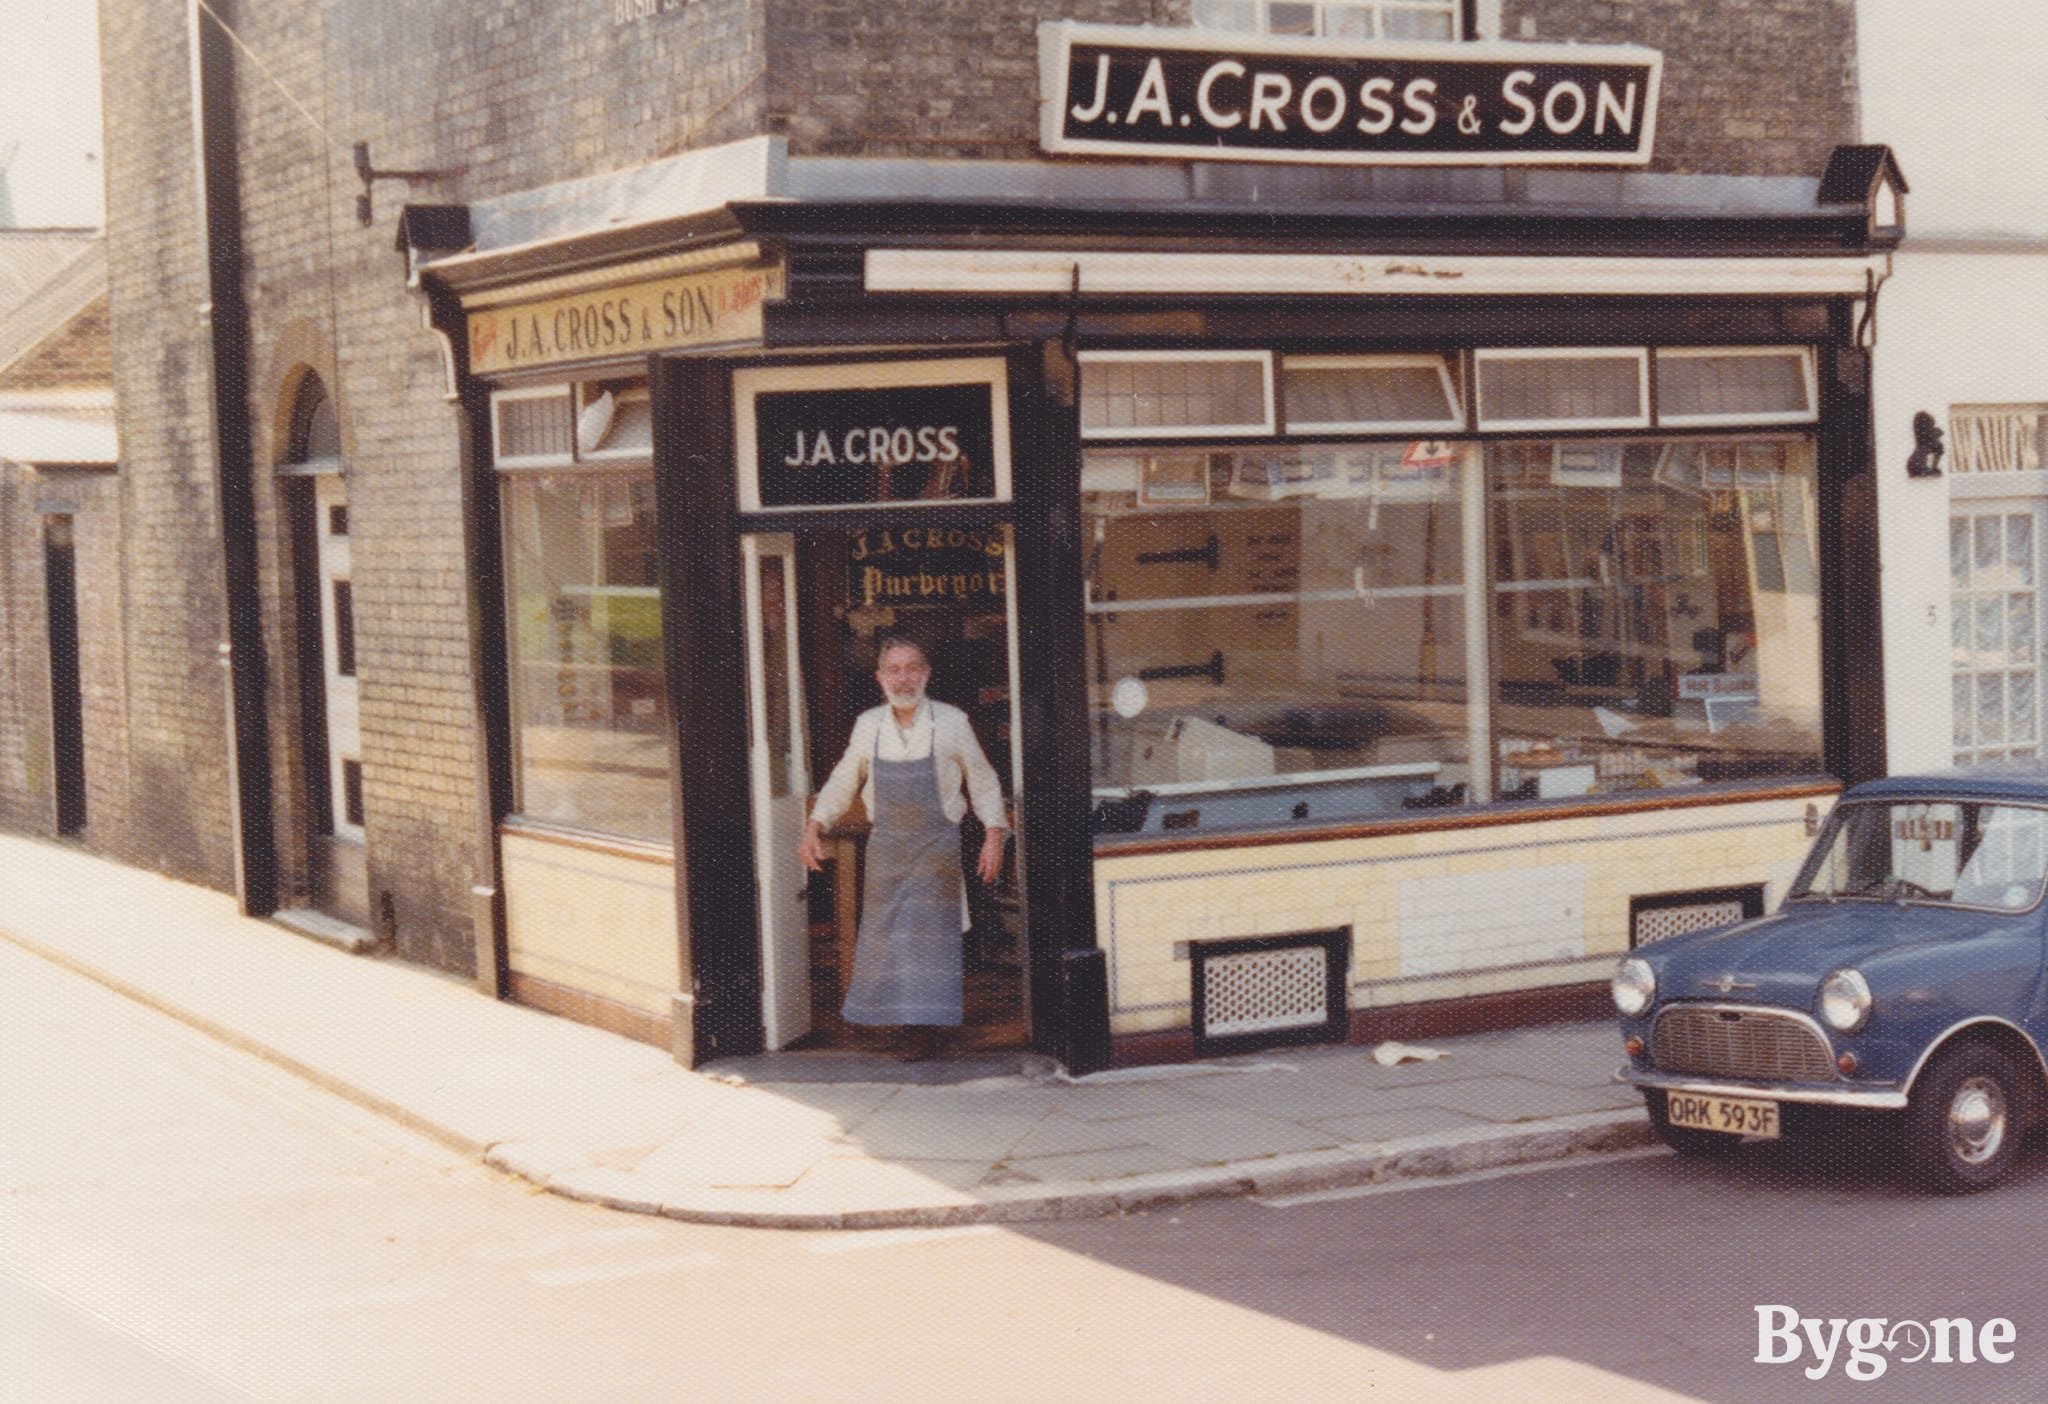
[43,515,85,835]
[743,532,814,1049]
[314,475,364,840]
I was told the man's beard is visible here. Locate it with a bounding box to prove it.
[885,685,926,709]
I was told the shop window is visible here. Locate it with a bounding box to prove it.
[1192,0,1460,41]
[1488,438,1822,798]
[1475,349,1649,432]
[1655,348,1816,427]
[1281,354,1463,434]
[1086,442,1473,833]
[501,471,672,844]
[1080,352,1275,439]
[1084,431,1826,836]
[1948,406,2048,475]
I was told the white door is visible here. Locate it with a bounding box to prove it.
[743,533,814,1049]
[314,475,363,840]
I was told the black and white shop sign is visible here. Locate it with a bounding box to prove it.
[1038,22,1661,166]
[752,382,999,509]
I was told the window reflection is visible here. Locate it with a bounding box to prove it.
[1086,436,1825,836]
[502,472,672,843]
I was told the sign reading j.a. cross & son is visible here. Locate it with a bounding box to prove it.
[1038,22,1661,166]
[754,382,998,509]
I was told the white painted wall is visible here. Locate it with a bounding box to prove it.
[1859,0,2048,771]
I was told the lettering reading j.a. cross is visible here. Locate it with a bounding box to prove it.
[783,424,964,468]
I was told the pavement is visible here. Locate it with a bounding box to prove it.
[0,831,1654,1230]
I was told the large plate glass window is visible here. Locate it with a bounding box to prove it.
[494,379,671,844]
[1085,441,1474,833]
[1191,0,1460,41]
[1488,438,1822,798]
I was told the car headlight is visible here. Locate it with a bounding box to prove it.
[1612,957,1656,1018]
[1819,968,1872,1033]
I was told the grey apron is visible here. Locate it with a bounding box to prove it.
[841,729,965,1027]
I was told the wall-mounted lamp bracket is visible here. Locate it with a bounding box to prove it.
[354,141,464,227]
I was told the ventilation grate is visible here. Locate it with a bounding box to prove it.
[1191,928,1349,1056]
[1630,885,1764,949]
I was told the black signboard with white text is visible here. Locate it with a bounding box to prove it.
[1038,22,1661,166]
[753,382,998,509]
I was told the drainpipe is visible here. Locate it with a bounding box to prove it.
[187,0,277,912]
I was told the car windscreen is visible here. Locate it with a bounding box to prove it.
[1790,800,2048,911]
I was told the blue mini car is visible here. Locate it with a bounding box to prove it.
[1614,767,2048,1191]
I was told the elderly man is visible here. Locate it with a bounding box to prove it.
[800,636,1009,1060]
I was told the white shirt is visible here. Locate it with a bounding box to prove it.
[808,699,1008,832]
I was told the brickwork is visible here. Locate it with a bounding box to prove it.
[0,298,114,393]
[0,465,46,832]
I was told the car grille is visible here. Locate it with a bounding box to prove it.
[1651,1005,1836,1082]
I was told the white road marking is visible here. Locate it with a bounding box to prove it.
[474,1225,667,1262]
[802,1224,1004,1254]
[1256,1145,1673,1207]
[527,1252,723,1287]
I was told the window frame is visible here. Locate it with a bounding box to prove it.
[1079,350,1278,441]
[1191,0,1464,42]
[1653,346,1818,429]
[1280,353,1466,435]
[1474,347,1652,434]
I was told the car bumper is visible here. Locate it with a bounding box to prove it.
[1616,1066,1908,1111]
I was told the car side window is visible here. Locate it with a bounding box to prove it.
[1953,805,2048,910]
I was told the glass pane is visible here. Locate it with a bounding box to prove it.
[1269,1,1317,34]
[502,472,671,843]
[2011,513,2036,588]
[1977,516,2002,580]
[1954,673,1975,751]
[1980,674,2007,744]
[1477,355,1643,425]
[2011,596,2036,665]
[1951,517,1971,589]
[1488,437,1821,797]
[1952,607,1971,667]
[1191,0,1259,30]
[2012,672,2038,743]
[1383,8,1455,39]
[1655,352,1811,421]
[1797,802,2048,911]
[1323,7,1374,38]
[1084,444,1469,833]
[495,392,574,462]
[1083,357,1269,434]
[1282,358,1457,427]
[1977,595,2006,665]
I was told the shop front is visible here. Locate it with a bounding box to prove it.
[408,25,1899,1073]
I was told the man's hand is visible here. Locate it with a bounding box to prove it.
[799,821,828,874]
[977,827,1009,884]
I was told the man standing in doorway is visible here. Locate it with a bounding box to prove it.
[800,637,1009,1061]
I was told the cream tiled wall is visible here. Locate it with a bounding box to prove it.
[503,829,681,1018]
[1095,792,1833,1035]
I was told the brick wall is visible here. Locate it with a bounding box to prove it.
[0,298,114,393]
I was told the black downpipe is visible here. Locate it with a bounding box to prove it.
[190,0,277,913]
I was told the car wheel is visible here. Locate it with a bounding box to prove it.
[1644,1090,1742,1158]
[1903,1043,2023,1193]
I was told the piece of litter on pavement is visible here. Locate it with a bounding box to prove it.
[1372,1041,1450,1067]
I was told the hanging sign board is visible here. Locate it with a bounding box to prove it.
[1038,22,1661,166]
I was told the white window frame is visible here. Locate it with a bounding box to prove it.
[1474,347,1651,433]
[1653,346,1817,429]
[1079,350,1277,441]
[1280,353,1465,434]
[1191,0,1463,41]
[574,380,654,465]
[490,384,576,470]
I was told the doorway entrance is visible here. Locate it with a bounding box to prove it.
[742,521,1027,1054]
[43,514,85,836]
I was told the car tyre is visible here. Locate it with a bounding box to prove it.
[1644,1090,1742,1158]
[1903,1043,2023,1193]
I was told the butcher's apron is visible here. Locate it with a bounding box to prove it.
[841,733,965,1027]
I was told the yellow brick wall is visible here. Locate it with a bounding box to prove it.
[1095,792,1833,1036]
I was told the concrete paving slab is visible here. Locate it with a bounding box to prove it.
[994,1143,1204,1184]
[1002,1111,1161,1159]
[1415,1075,1646,1123]
[1111,1106,1347,1165]
[842,1105,1047,1161]
[1305,1104,1494,1143]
